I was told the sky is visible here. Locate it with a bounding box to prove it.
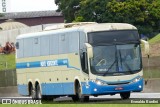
[0,0,58,13]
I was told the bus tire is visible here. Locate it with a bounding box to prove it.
[36,85,53,101]
[36,85,42,100]
[72,83,89,102]
[120,92,130,100]
[30,86,36,100]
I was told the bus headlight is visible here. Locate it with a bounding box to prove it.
[91,79,107,85]
[131,76,142,83]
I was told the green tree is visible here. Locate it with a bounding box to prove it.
[104,0,160,35]
[75,0,110,22]
[55,0,160,35]
[75,0,160,35]
[55,0,80,22]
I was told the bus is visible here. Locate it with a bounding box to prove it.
[16,22,149,101]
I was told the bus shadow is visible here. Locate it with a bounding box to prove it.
[42,97,129,104]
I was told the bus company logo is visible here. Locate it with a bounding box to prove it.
[1,99,42,104]
[40,60,58,67]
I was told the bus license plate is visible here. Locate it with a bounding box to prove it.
[115,87,123,90]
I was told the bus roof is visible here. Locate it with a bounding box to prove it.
[16,23,137,39]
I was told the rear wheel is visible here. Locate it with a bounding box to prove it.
[36,85,53,101]
[36,85,42,100]
[30,86,36,100]
[72,83,89,102]
[120,92,130,100]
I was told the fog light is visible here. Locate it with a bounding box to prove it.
[139,85,142,88]
[94,88,97,92]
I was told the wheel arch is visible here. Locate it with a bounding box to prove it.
[34,79,42,95]
[28,81,33,96]
[74,77,82,94]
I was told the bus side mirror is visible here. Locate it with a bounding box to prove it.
[141,39,150,57]
[84,43,93,58]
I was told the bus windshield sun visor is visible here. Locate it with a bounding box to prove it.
[88,30,140,45]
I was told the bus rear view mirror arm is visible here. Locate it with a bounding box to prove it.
[141,39,150,57]
[84,43,93,58]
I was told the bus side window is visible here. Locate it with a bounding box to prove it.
[81,52,89,74]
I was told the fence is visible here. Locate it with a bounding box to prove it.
[0,70,17,87]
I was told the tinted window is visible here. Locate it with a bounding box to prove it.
[88,30,140,45]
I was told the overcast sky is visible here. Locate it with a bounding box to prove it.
[1,0,58,13]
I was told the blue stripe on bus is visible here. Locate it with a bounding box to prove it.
[18,82,75,96]
[82,78,143,95]
[41,82,74,95]
[18,78,143,96]
[16,59,80,70]
[17,84,28,96]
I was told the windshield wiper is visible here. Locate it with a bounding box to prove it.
[103,46,118,76]
[118,50,123,70]
[103,59,117,76]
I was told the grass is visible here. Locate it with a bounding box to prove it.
[0,104,159,107]
[149,33,160,44]
[0,54,15,70]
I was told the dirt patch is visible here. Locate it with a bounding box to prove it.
[142,42,160,57]
[142,56,160,68]
[143,79,160,93]
[0,86,21,97]
[150,43,160,57]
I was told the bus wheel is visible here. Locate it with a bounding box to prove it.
[36,85,42,100]
[72,83,89,102]
[120,92,130,100]
[30,86,36,100]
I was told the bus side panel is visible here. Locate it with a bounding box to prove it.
[41,83,64,95]
[62,32,81,95]
[16,69,28,96]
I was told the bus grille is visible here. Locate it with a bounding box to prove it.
[107,82,129,85]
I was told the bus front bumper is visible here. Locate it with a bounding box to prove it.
[82,78,143,95]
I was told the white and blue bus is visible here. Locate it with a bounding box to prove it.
[16,23,149,101]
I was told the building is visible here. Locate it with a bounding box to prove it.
[0,10,64,26]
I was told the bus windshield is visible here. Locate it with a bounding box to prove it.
[88,30,142,76]
[90,44,142,76]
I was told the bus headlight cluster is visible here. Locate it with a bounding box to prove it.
[131,76,142,83]
[91,79,107,85]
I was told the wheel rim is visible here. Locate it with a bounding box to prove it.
[31,89,35,99]
[78,84,82,99]
[37,86,42,99]
[37,90,42,99]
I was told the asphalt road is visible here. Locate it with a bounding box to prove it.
[0,86,160,104]
[0,93,160,104]
[53,93,160,102]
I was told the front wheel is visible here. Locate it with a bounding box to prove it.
[72,83,89,102]
[120,92,130,100]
